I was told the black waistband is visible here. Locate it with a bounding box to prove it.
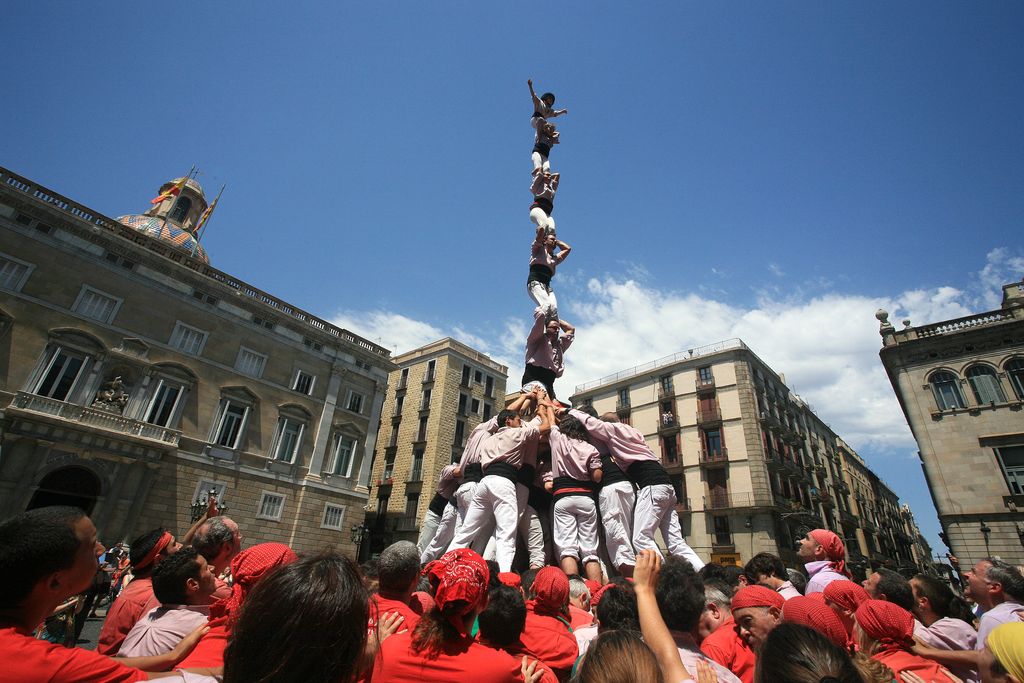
[531,197,553,214]
[463,462,483,483]
[528,264,553,285]
[599,454,629,487]
[483,461,519,483]
[428,492,449,515]
[552,476,596,501]
[529,486,552,511]
[517,463,536,485]
[533,142,551,156]
[626,460,671,488]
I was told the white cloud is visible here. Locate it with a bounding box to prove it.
[768,262,785,277]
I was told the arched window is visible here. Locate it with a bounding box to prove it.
[966,365,1006,405]
[930,370,965,411]
[169,196,192,224]
[1006,358,1024,400]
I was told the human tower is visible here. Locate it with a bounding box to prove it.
[416,80,705,579]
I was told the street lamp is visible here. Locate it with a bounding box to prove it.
[979,520,992,552]
[189,488,227,523]
[351,522,370,560]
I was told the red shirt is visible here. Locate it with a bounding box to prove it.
[568,605,594,630]
[519,606,578,681]
[369,594,422,631]
[700,617,756,683]
[0,626,147,683]
[874,649,956,682]
[371,629,527,682]
[176,623,229,668]
[97,577,159,655]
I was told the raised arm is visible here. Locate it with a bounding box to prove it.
[536,400,554,436]
[526,309,547,345]
[550,173,560,192]
[528,79,542,109]
[554,240,571,264]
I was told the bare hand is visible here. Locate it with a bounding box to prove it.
[633,549,661,592]
[521,656,543,683]
[695,659,719,683]
[172,623,210,661]
[378,611,406,641]
[528,79,533,87]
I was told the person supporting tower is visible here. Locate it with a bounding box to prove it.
[530,171,559,236]
[527,226,571,318]
[522,309,574,400]
[415,462,461,561]
[566,407,705,570]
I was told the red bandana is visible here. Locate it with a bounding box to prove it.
[133,531,173,571]
[532,566,569,616]
[855,599,915,653]
[208,542,297,630]
[732,585,785,611]
[809,529,850,577]
[783,596,849,649]
[590,583,615,609]
[823,580,869,612]
[498,572,522,589]
[423,548,489,636]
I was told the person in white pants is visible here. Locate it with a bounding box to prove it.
[567,408,705,571]
[529,171,559,237]
[440,414,501,561]
[543,403,604,581]
[416,463,461,558]
[527,227,571,320]
[448,391,550,572]
[528,78,567,173]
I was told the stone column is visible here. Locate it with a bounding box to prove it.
[358,380,386,488]
[306,366,346,477]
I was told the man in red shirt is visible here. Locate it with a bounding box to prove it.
[368,541,422,630]
[520,567,578,680]
[98,527,181,654]
[697,578,757,683]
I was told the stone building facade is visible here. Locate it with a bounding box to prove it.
[570,339,932,574]
[877,279,1024,564]
[367,338,506,555]
[0,166,394,557]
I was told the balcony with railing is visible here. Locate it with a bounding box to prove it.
[8,392,180,447]
[615,399,631,416]
[657,413,680,435]
[704,491,758,510]
[657,382,676,399]
[700,448,729,467]
[696,404,721,425]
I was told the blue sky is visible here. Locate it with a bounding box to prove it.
[6,2,1022,559]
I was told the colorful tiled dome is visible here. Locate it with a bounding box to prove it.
[116,214,210,263]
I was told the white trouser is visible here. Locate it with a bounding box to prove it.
[420,502,459,564]
[599,481,637,570]
[516,482,546,568]
[448,476,519,572]
[454,481,493,554]
[531,151,550,173]
[527,281,558,319]
[553,494,600,564]
[529,207,556,236]
[632,483,705,570]
[415,509,441,555]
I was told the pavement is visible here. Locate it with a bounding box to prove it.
[76,606,107,652]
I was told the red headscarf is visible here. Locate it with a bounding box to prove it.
[531,566,569,617]
[731,585,785,611]
[133,531,173,571]
[423,548,489,636]
[809,529,850,577]
[498,572,522,589]
[584,579,602,596]
[590,583,615,609]
[855,600,915,653]
[783,596,848,649]
[208,542,297,629]
[823,580,869,612]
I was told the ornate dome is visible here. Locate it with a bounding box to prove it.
[116,214,210,263]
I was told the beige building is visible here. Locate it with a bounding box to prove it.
[368,338,506,555]
[571,339,931,574]
[877,278,1024,564]
[0,166,395,557]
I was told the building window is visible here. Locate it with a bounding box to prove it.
[72,286,121,324]
[454,419,466,447]
[424,360,436,383]
[213,400,250,449]
[405,492,419,518]
[411,449,424,481]
[383,453,396,480]
[346,391,364,414]
[399,367,409,389]
[698,367,714,384]
[145,379,184,427]
[417,416,428,441]
[996,446,1024,495]
[1005,358,1024,400]
[930,370,966,410]
[703,428,723,455]
[33,347,87,401]
[458,393,468,415]
[482,403,492,420]
[474,370,483,384]
[394,394,405,415]
[170,322,208,356]
[471,398,481,415]
[273,417,305,463]
[659,374,673,393]
[235,347,268,378]
[617,388,630,408]
[292,370,315,395]
[485,375,494,397]
[321,504,346,530]
[0,252,34,292]
[329,435,357,477]
[663,436,678,463]
[461,365,471,386]
[421,388,432,410]
[966,365,1006,405]
[169,196,192,223]
[256,492,285,521]
[713,516,731,546]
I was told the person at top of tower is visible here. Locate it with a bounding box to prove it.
[529,171,559,237]
[529,79,568,123]
[522,310,574,401]
[527,227,571,320]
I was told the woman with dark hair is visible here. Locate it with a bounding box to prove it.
[372,548,543,682]
[754,623,863,683]
[543,404,603,581]
[222,552,368,683]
